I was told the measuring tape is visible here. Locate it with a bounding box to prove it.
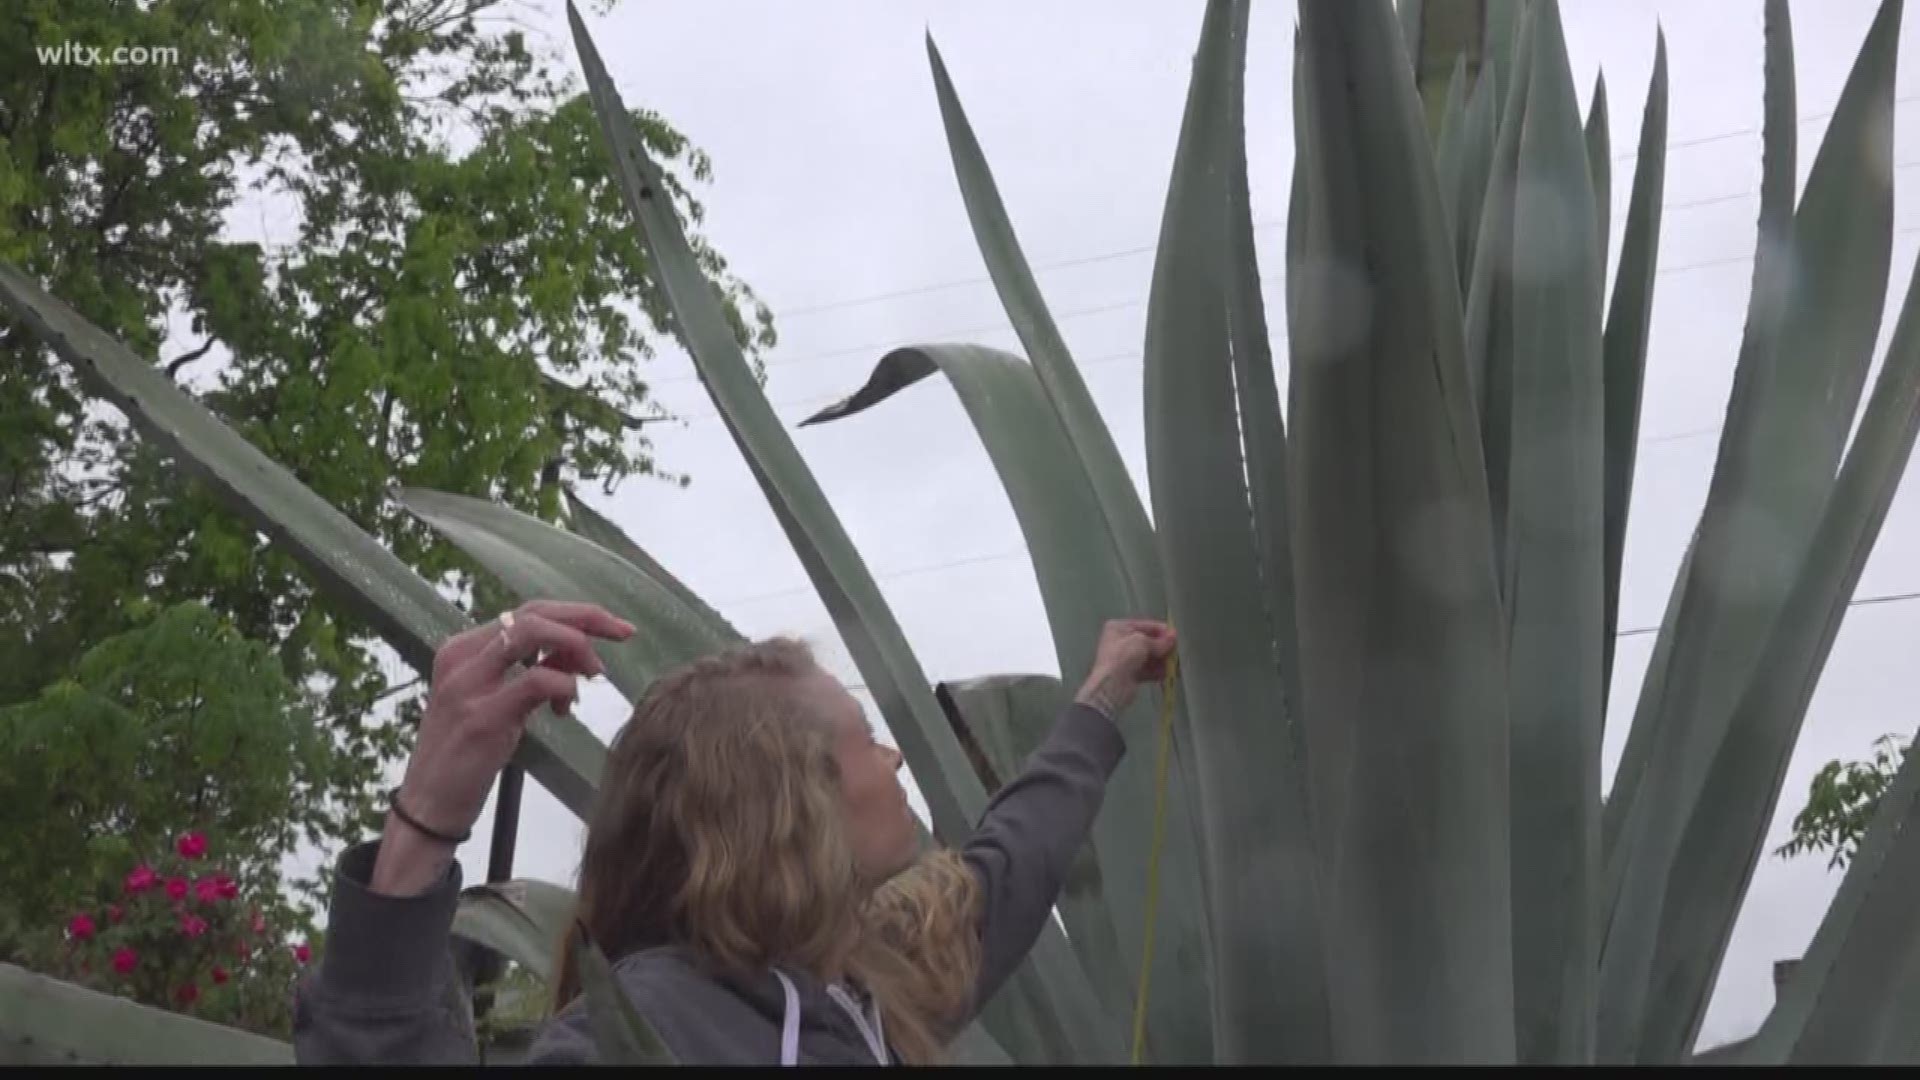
[1129,647,1180,1065]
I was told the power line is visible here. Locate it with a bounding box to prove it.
[1608,91,1920,164]
[833,589,1920,698]
[758,98,1920,332]
[1615,589,1920,639]
[703,422,1724,612]
[650,214,1920,428]
[772,228,1264,322]
[646,169,1920,413]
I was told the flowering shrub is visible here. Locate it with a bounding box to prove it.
[28,831,318,1040]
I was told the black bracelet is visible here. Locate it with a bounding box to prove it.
[387,787,471,845]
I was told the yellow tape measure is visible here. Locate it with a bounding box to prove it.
[1129,647,1179,1065]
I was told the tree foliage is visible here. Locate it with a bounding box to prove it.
[0,602,329,953]
[0,0,771,923]
[1777,734,1910,871]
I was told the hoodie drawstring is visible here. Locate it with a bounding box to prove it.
[772,968,889,1066]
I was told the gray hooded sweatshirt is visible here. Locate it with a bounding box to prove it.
[291,702,1125,1065]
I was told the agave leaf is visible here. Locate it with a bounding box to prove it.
[1434,57,1471,267]
[1600,0,1802,1050]
[948,1020,1015,1066]
[1397,0,1425,68]
[0,262,604,817]
[1601,0,1902,1059]
[1150,0,1329,1063]
[572,923,676,1064]
[565,4,1114,1061]
[1463,3,1536,562]
[1292,0,1514,1062]
[1451,69,1501,302]
[396,487,735,703]
[1223,1,1304,759]
[453,878,580,984]
[567,0,979,846]
[1484,0,1526,108]
[924,35,1166,624]
[1584,71,1610,285]
[0,963,292,1065]
[1601,529,1692,873]
[1501,2,1605,1064]
[563,489,744,644]
[1633,8,1907,1057]
[803,344,1212,1060]
[1599,33,1669,701]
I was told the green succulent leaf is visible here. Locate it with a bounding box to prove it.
[1292,0,1515,1062]
[453,878,581,985]
[804,344,1212,1059]
[1599,32,1669,701]
[563,489,745,644]
[1500,1,1605,1063]
[396,487,735,703]
[0,262,606,816]
[572,922,676,1064]
[1601,0,1902,1059]
[567,2,1114,1061]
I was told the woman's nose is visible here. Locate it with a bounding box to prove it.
[888,745,904,771]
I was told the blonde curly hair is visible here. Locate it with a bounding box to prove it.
[550,638,982,1064]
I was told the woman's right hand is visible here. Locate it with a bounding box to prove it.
[370,600,634,897]
[1073,618,1178,720]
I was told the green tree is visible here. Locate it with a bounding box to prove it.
[1777,734,1910,871]
[0,602,327,954]
[0,0,771,919]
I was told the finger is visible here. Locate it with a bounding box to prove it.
[432,621,509,684]
[1147,629,1179,658]
[483,665,582,724]
[468,611,608,688]
[513,600,635,642]
[433,601,632,685]
[1114,618,1173,640]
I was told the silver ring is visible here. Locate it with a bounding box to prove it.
[497,610,516,651]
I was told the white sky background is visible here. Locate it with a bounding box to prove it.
[251,0,1920,1053]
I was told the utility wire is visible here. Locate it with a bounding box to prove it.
[642,183,1920,416]
[1615,589,1920,638]
[652,214,1920,426]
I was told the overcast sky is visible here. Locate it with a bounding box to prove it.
[267,0,1920,1052]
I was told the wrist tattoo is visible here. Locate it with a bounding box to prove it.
[1076,679,1126,721]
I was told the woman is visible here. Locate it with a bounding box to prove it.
[293,599,1175,1065]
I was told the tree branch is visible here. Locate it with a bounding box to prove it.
[538,370,663,430]
[164,339,218,379]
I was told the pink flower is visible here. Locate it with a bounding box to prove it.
[107,904,123,924]
[176,832,208,860]
[67,913,95,941]
[124,865,158,894]
[293,942,311,964]
[165,877,188,902]
[215,875,239,901]
[210,965,230,985]
[179,912,209,938]
[111,947,138,975]
[174,982,199,1006]
[194,877,221,904]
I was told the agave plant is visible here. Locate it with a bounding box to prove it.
[5,0,1920,1066]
